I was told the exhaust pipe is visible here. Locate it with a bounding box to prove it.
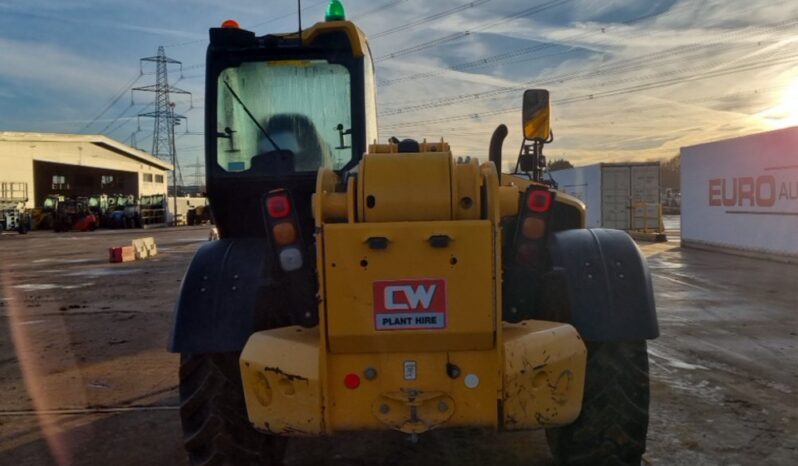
[489,124,508,184]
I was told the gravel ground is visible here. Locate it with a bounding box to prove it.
[0,220,795,465]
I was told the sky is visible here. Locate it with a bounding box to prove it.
[1,0,797,179]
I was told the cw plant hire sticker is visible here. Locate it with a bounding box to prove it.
[373,279,447,330]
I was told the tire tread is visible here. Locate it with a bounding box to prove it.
[179,353,285,466]
[546,341,650,466]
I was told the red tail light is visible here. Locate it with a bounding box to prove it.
[527,190,552,213]
[267,193,291,218]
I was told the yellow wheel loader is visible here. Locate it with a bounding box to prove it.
[169,5,658,465]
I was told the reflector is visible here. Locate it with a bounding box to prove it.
[516,242,539,265]
[344,373,360,389]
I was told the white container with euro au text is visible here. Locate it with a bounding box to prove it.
[680,126,798,262]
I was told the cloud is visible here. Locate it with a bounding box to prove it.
[1,4,204,40]
[3,0,797,166]
[371,0,798,163]
[0,37,137,96]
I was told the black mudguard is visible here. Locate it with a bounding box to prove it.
[169,238,277,354]
[547,228,659,342]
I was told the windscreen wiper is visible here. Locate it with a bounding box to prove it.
[222,80,281,151]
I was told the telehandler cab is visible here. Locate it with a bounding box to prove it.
[170,5,658,465]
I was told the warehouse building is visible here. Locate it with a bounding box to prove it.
[681,126,798,263]
[0,132,172,208]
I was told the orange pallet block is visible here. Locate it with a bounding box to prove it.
[131,237,157,259]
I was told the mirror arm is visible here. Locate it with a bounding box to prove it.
[335,123,352,150]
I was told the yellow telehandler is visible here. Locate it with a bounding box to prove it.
[169,4,658,465]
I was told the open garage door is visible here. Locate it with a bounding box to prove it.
[33,161,139,206]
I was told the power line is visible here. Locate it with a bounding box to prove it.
[351,0,409,21]
[371,0,491,40]
[379,52,798,131]
[583,85,791,152]
[375,0,574,62]
[79,73,142,133]
[251,0,329,28]
[557,53,798,105]
[106,102,163,138]
[376,0,698,87]
[98,101,138,135]
[393,83,790,141]
[379,20,798,117]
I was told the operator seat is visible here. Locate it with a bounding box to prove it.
[253,113,333,172]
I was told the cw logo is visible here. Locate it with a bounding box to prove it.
[383,284,437,310]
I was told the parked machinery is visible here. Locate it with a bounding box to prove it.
[101,194,135,229]
[0,182,31,234]
[102,194,123,228]
[140,194,167,226]
[186,203,212,225]
[36,194,65,230]
[87,194,109,229]
[122,194,142,228]
[53,197,97,232]
[0,200,31,234]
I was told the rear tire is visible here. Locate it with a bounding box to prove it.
[545,341,650,466]
[179,353,286,466]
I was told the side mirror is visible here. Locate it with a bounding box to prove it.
[522,89,551,141]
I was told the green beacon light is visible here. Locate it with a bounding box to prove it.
[325,0,346,21]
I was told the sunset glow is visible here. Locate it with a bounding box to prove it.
[758,80,798,129]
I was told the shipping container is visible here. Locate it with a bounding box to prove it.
[167,196,208,225]
[680,126,798,262]
[550,162,662,231]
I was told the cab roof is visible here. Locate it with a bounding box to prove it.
[210,20,369,58]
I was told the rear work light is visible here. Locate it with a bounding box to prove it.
[267,193,292,218]
[527,189,553,213]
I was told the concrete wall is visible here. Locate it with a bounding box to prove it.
[0,137,168,207]
[681,126,798,261]
[0,141,35,208]
[139,171,168,197]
